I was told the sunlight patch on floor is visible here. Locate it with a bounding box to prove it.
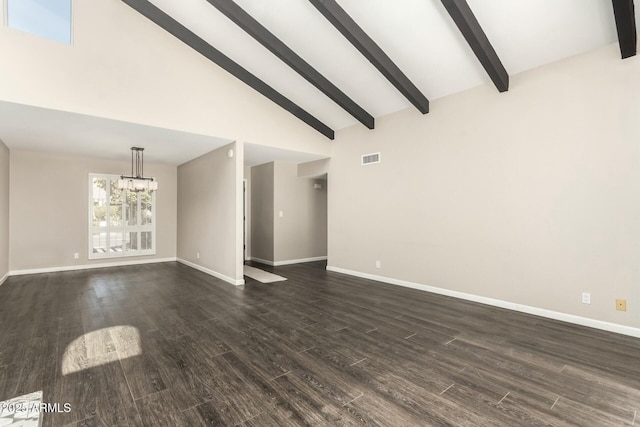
[0,390,42,426]
[62,326,141,376]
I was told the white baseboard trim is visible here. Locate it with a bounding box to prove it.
[326,266,640,339]
[274,256,327,266]
[0,273,8,287]
[9,258,178,277]
[177,258,245,286]
[248,256,327,267]
[246,257,275,266]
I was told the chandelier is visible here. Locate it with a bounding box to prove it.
[117,147,158,192]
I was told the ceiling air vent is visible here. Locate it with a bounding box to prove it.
[361,152,381,165]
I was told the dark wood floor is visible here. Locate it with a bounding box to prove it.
[1,261,639,426]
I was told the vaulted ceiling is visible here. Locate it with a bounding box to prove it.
[122,0,638,140]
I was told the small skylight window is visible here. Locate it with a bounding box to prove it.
[7,0,72,44]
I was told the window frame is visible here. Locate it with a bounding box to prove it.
[3,0,74,45]
[88,173,157,260]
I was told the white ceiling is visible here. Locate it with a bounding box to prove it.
[148,0,629,132]
[0,101,326,167]
[0,101,232,166]
[0,1,635,165]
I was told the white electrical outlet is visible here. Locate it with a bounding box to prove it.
[375,260,381,269]
[73,253,79,259]
[582,292,591,304]
[197,252,200,259]
[279,211,284,218]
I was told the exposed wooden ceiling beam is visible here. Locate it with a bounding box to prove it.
[205,0,375,129]
[441,0,509,92]
[121,0,334,140]
[309,0,429,114]
[612,0,637,59]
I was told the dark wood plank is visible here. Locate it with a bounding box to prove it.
[93,353,143,426]
[268,372,360,426]
[612,0,638,59]
[135,389,195,427]
[118,328,167,400]
[1,261,640,425]
[441,0,509,92]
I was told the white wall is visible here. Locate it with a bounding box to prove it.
[250,161,327,265]
[250,162,275,262]
[243,166,251,260]
[177,142,244,285]
[9,150,177,272]
[298,158,330,178]
[328,44,640,331]
[0,0,330,158]
[0,140,9,283]
[274,162,327,263]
